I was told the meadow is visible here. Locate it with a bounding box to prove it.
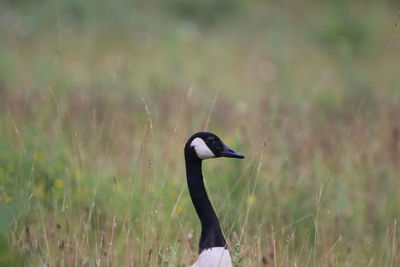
[0,0,399,266]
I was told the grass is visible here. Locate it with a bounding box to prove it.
[0,0,400,266]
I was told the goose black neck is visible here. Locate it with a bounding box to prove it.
[185,154,226,253]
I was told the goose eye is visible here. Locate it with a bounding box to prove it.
[207,136,216,147]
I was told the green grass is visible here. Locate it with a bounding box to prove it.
[0,0,399,266]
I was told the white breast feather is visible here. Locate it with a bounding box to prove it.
[190,137,215,159]
[191,247,232,267]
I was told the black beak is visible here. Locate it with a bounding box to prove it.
[221,144,245,159]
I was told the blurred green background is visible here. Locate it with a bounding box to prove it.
[0,0,399,266]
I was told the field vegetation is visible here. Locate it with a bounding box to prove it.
[0,0,399,266]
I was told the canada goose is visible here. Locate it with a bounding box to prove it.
[184,132,245,267]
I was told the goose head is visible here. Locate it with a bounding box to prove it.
[185,132,245,160]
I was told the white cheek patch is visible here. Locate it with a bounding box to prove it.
[190,137,215,159]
